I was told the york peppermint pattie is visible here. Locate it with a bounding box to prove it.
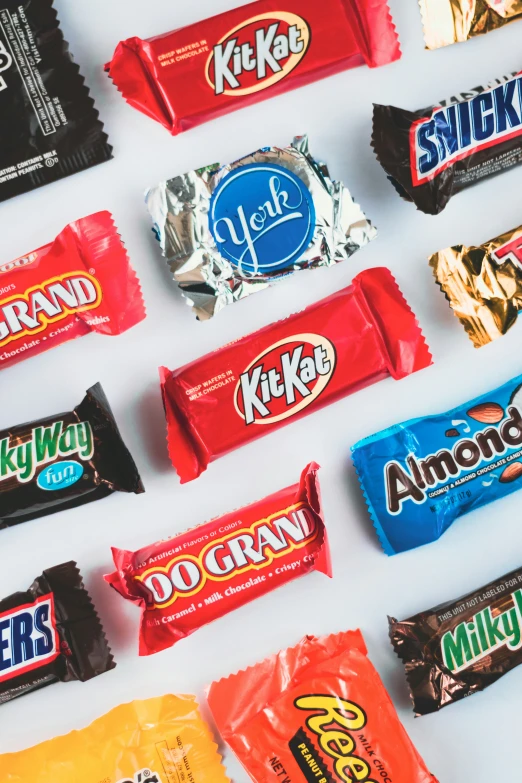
[146,136,376,320]
[351,374,522,554]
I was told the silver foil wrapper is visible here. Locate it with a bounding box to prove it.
[146,136,377,320]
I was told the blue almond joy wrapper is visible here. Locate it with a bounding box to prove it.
[351,374,522,555]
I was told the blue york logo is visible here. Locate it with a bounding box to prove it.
[37,460,84,491]
[413,74,522,184]
[209,162,315,275]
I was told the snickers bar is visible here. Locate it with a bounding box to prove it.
[1,383,144,527]
[352,372,522,554]
[160,267,431,482]
[0,561,115,705]
[372,71,522,214]
[106,0,400,135]
[105,463,330,655]
[390,565,522,714]
[430,221,522,347]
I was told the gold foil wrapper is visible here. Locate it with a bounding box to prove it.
[429,225,522,347]
[420,0,522,48]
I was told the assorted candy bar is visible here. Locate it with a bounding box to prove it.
[0,0,112,202]
[160,267,431,482]
[430,221,522,347]
[1,383,144,527]
[390,564,522,715]
[0,694,230,782]
[105,0,401,135]
[146,135,376,320]
[105,463,330,655]
[207,629,438,783]
[0,211,145,370]
[352,373,522,555]
[420,0,522,49]
[372,71,522,214]
[0,561,114,705]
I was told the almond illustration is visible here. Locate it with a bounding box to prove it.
[499,462,522,483]
[467,402,504,424]
[445,428,460,437]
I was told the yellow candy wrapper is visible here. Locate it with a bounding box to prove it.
[1,694,230,783]
[420,0,522,49]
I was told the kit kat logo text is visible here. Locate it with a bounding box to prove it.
[0,594,59,682]
[235,334,336,426]
[0,271,102,347]
[138,501,317,609]
[294,694,378,783]
[411,73,522,185]
[206,12,310,96]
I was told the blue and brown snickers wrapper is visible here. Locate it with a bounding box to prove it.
[0,383,144,528]
[389,564,522,714]
[430,222,522,347]
[372,71,522,214]
[420,0,522,49]
[0,561,115,704]
[351,373,522,554]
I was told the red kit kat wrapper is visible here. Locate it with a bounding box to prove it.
[160,268,432,482]
[105,463,330,655]
[0,212,145,370]
[105,0,400,135]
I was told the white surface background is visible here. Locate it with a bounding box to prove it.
[1,0,522,779]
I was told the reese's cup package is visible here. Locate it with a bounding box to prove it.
[0,694,230,782]
[207,629,438,783]
[0,0,112,202]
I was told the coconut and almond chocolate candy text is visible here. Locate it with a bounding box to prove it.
[390,564,522,714]
[0,384,144,528]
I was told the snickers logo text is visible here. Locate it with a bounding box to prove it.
[235,334,336,425]
[412,74,522,185]
[0,271,102,347]
[0,595,59,681]
[0,420,94,484]
[138,502,317,609]
[294,694,378,783]
[206,12,310,96]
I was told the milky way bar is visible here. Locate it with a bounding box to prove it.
[0,561,114,704]
[430,222,522,347]
[372,71,522,214]
[160,267,431,482]
[0,383,144,527]
[390,564,522,714]
[420,0,522,49]
[106,0,400,135]
[352,373,522,554]
[0,0,112,202]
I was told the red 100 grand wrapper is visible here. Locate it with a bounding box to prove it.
[105,0,400,135]
[160,267,432,483]
[0,212,145,370]
[105,463,330,655]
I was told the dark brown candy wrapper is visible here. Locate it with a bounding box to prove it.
[372,71,522,214]
[389,565,522,715]
[0,382,144,527]
[0,561,115,704]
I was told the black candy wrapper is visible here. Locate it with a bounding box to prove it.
[0,0,112,202]
[0,383,144,527]
[0,561,115,704]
